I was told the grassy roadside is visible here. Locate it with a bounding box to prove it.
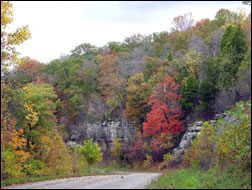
[146,167,251,189]
[1,167,114,187]
[1,164,151,188]
[1,167,156,187]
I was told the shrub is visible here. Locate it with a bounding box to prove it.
[38,130,73,176]
[111,138,122,160]
[70,144,88,175]
[143,155,153,168]
[215,100,251,170]
[184,100,251,171]
[163,153,174,164]
[1,147,24,179]
[183,122,216,169]
[23,159,45,177]
[159,153,174,169]
[80,139,103,172]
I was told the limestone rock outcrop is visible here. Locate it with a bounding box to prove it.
[172,113,228,161]
[68,120,136,148]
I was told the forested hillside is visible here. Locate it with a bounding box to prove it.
[1,1,251,188]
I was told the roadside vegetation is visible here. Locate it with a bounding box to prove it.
[147,167,251,189]
[1,1,251,188]
[1,166,113,187]
[147,100,251,189]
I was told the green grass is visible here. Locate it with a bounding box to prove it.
[146,166,251,189]
[147,169,202,189]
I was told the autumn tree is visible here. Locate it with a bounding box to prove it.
[169,58,190,86]
[37,129,73,175]
[69,145,82,174]
[214,8,247,27]
[16,83,58,151]
[125,73,151,132]
[188,34,209,59]
[1,2,32,178]
[45,57,97,121]
[142,56,163,81]
[194,18,212,40]
[214,9,233,26]
[117,51,133,78]
[124,33,145,49]
[152,31,170,57]
[1,1,31,73]
[169,30,191,51]
[70,43,98,59]
[12,57,44,85]
[171,12,194,32]
[106,41,129,53]
[1,80,30,179]
[1,1,31,139]
[80,139,103,172]
[185,49,203,78]
[143,76,184,152]
[67,60,97,119]
[97,53,126,118]
[111,138,122,161]
[208,28,224,57]
[124,134,149,163]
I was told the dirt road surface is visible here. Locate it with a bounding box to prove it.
[3,172,161,189]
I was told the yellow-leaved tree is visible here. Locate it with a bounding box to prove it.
[185,49,203,77]
[1,1,31,72]
[111,138,122,160]
[1,2,31,179]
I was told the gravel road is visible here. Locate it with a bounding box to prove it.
[3,172,162,189]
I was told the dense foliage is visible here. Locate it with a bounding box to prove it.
[143,76,184,155]
[1,1,251,186]
[181,100,251,188]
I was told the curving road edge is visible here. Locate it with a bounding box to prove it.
[3,172,162,189]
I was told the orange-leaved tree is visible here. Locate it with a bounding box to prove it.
[143,76,184,152]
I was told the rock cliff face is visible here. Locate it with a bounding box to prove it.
[68,112,237,159]
[172,112,235,163]
[68,120,136,149]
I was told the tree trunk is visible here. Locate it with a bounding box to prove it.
[27,138,30,150]
[88,163,91,173]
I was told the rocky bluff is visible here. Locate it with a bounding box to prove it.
[67,112,237,160]
[68,120,136,149]
[172,112,236,163]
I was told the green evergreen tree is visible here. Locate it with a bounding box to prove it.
[220,24,248,87]
[181,74,199,112]
[200,58,220,111]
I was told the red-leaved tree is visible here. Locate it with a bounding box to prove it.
[143,76,184,152]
